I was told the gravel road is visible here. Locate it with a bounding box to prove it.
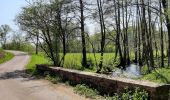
[0,50,87,100]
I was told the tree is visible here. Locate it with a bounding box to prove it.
[0,24,11,49]
[16,1,61,66]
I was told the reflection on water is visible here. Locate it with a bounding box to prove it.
[112,64,142,78]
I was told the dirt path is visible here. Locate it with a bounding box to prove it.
[0,50,87,100]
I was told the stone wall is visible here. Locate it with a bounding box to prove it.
[36,64,170,100]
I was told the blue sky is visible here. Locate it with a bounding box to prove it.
[0,0,27,30]
[0,0,95,34]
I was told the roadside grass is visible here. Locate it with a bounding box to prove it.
[74,84,99,99]
[44,74,148,100]
[26,53,51,75]
[44,74,100,99]
[0,50,14,64]
[140,68,170,84]
[74,83,148,100]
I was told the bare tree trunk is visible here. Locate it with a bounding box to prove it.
[136,0,142,65]
[147,0,154,70]
[96,0,106,73]
[125,0,130,64]
[36,32,39,55]
[141,0,146,63]
[162,0,170,66]
[160,0,164,67]
[79,0,87,67]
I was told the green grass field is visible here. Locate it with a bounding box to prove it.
[63,53,116,71]
[0,50,14,64]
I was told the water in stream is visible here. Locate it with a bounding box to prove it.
[112,64,142,78]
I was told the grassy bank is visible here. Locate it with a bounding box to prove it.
[26,53,51,74]
[0,50,14,64]
[140,68,170,84]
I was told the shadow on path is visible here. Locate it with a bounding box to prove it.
[0,70,37,81]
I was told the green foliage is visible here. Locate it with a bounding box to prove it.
[74,84,99,99]
[103,59,116,73]
[6,42,34,53]
[141,68,170,84]
[141,65,149,75]
[0,24,11,49]
[26,53,51,75]
[74,84,148,100]
[106,88,148,100]
[0,51,14,64]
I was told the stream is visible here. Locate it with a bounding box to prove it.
[112,64,142,78]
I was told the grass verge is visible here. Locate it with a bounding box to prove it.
[44,74,148,100]
[0,50,14,64]
[26,53,51,75]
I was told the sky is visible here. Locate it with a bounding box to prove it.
[0,0,95,34]
[0,0,27,31]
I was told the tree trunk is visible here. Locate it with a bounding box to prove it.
[36,32,39,55]
[79,0,87,67]
[160,0,164,67]
[162,0,170,66]
[96,0,106,72]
